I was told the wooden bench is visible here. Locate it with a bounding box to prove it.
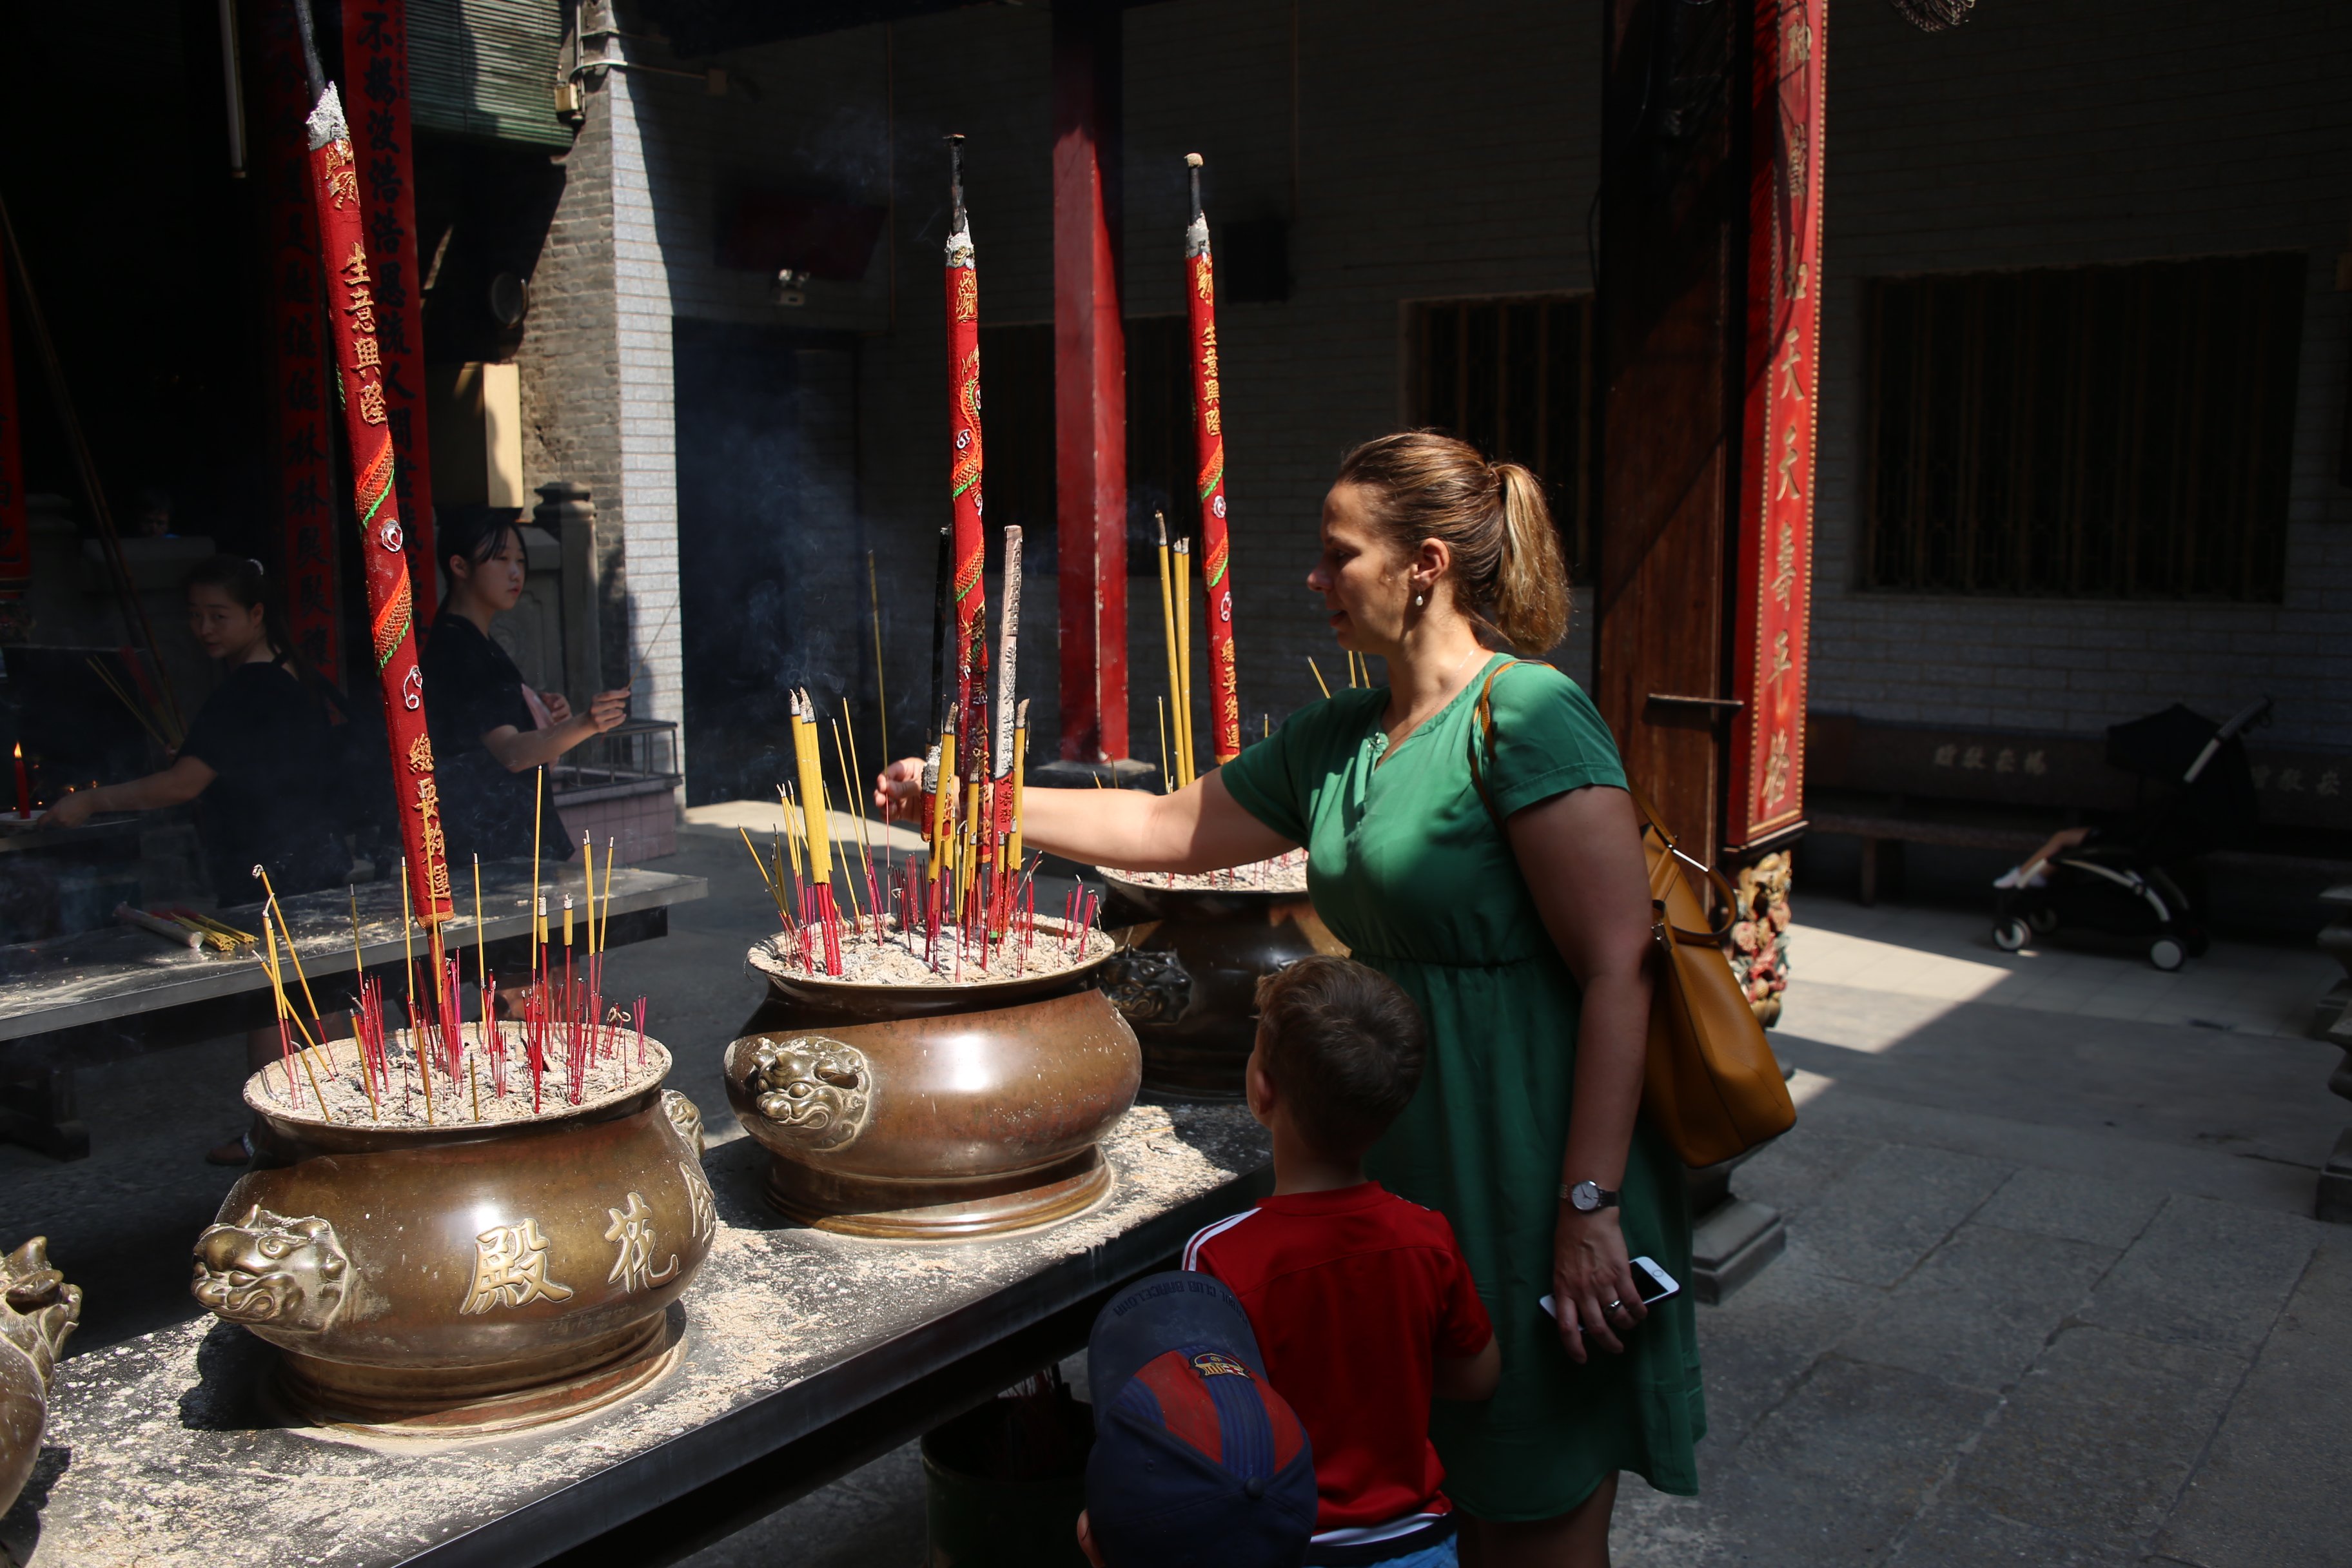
[1805,712,2352,905]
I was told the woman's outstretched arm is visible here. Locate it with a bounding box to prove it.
[874,762,1293,875]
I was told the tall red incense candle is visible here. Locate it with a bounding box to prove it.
[943,137,989,783]
[1183,156,1242,765]
[296,61,453,920]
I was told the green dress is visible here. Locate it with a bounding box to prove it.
[1219,655,1703,1519]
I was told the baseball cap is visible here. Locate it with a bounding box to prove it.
[1084,1272,1318,1568]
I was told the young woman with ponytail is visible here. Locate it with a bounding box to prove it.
[879,431,1693,1565]
[42,554,351,902]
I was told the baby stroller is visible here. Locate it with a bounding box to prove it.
[1992,697,2271,972]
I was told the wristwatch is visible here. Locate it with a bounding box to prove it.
[1561,1179,1620,1213]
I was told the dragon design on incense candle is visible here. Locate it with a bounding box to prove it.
[191,1206,350,1333]
[744,1036,872,1152]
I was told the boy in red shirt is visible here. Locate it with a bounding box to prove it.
[1184,956,1498,1568]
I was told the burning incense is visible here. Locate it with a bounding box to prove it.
[943,135,989,769]
[600,836,616,952]
[1184,155,1244,767]
[1173,536,1197,787]
[1154,513,1183,782]
[288,3,451,923]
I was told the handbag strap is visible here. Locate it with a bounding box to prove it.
[1465,660,1738,944]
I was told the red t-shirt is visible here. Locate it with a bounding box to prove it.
[1183,1182,1494,1533]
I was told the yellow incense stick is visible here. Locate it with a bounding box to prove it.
[530,765,545,986]
[1009,700,1030,870]
[600,837,616,952]
[1157,696,1171,794]
[472,856,488,1003]
[1153,513,1182,786]
[867,551,888,769]
[253,866,326,1030]
[792,694,834,886]
[1308,656,1332,699]
[580,834,596,957]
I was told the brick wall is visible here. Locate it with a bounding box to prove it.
[1810,0,2352,749]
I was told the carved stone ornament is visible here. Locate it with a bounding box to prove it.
[1102,946,1195,1024]
[2,1237,82,1518]
[744,1035,872,1152]
[191,1206,351,1333]
[662,1088,707,1158]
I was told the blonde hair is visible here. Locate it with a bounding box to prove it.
[1333,431,1570,654]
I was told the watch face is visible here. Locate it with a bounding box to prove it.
[1571,1181,1600,1211]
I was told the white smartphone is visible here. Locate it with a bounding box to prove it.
[1538,1257,1681,1322]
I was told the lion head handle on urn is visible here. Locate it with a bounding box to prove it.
[743,1035,872,1152]
[1,1238,79,1387]
[2,1237,82,1520]
[191,1206,350,1333]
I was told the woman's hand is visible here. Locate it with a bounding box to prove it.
[541,692,574,724]
[582,687,630,735]
[39,788,97,828]
[1551,1207,1645,1364]
[874,757,924,816]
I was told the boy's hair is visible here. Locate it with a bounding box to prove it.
[1253,956,1426,1159]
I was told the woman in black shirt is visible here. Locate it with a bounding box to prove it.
[421,513,630,863]
[43,556,349,899]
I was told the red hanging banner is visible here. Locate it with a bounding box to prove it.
[257,1,342,678]
[341,0,435,623]
[0,252,25,601]
[1727,0,1825,849]
[304,83,452,920]
[1182,157,1240,765]
[943,141,989,781]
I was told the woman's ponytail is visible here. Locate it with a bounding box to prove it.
[1491,461,1569,654]
[1334,433,1574,656]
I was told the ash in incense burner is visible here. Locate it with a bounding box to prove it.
[191,1032,713,1438]
[1096,855,1346,1099]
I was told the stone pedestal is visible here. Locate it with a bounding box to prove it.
[2315,884,2352,1223]
[1685,1153,1787,1304]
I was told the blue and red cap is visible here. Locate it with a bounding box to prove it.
[1085,1271,1318,1568]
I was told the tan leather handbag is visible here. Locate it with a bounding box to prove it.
[1468,662,1797,1168]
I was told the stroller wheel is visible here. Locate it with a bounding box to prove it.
[2148,936,2186,972]
[2027,907,2059,935]
[1992,917,2031,952]
[2184,926,2211,958]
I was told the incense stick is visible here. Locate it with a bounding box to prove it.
[1308,656,1331,700]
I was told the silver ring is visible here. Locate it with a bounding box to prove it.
[1605,1300,1625,1315]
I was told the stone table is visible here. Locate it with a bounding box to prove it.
[0,863,707,1158]
[0,1101,1271,1568]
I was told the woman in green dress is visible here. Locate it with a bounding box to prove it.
[877,432,1700,1565]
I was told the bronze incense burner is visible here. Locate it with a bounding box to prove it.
[190,1046,713,1438]
[1095,869,1346,1099]
[1,1237,80,1518]
[729,939,1141,1239]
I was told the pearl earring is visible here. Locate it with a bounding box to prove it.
[1414,592,1426,607]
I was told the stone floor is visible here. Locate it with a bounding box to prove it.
[681,888,2352,1568]
[5,834,2344,1565]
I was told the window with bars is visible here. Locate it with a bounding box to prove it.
[1404,295,1594,580]
[1864,254,2304,601]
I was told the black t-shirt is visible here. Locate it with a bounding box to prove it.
[177,660,350,899]
[420,611,565,863]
